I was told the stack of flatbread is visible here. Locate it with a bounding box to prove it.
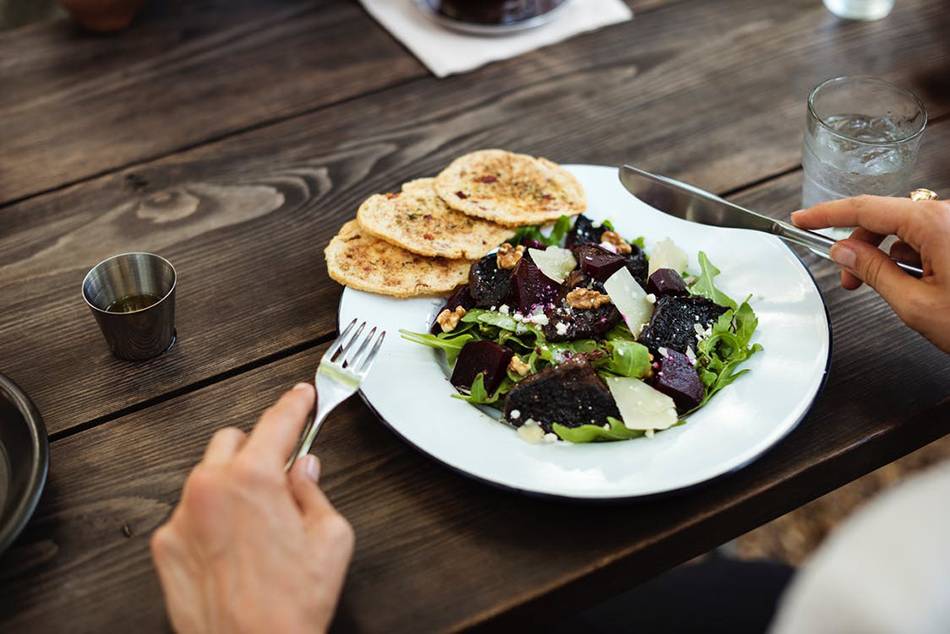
[325,149,586,297]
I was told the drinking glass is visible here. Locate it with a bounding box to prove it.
[801,76,926,238]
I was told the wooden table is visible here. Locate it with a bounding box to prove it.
[1,1,948,631]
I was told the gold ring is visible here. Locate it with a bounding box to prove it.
[909,188,938,202]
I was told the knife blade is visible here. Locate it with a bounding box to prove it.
[618,165,924,279]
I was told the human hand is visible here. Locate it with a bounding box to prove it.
[792,195,950,352]
[150,384,354,634]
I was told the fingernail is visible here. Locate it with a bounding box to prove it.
[304,455,321,482]
[790,210,804,225]
[831,243,856,269]
[293,382,311,392]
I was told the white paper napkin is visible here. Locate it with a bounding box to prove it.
[359,0,633,78]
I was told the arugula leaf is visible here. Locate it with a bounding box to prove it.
[600,340,652,378]
[452,373,511,405]
[694,297,763,406]
[509,215,574,248]
[535,339,601,364]
[462,308,521,332]
[553,417,645,442]
[689,251,737,310]
[398,329,475,365]
[548,215,573,246]
[632,236,646,250]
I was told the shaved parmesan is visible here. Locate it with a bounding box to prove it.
[648,238,688,276]
[604,266,653,336]
[605,377,678,431]
[528,247,576,284]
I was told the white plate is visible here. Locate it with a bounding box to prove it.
[339,165,831,500]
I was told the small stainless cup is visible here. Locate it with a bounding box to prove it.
[82,253,177,361]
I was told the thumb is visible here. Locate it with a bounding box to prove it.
[831,239,913,304]
[289,455,334,521]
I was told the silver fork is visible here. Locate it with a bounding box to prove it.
[287,318,385,469]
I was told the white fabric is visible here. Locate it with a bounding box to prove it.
[770,461,950,634]
[358,0,633,77]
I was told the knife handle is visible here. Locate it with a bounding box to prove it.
[773,221,924,279]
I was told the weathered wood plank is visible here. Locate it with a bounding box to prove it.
[0,0,681,204]
[0,0,425,203]
[1,0,947,438]
[0,284,947,632]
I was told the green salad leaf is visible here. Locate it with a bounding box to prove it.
[452,373,511,405]
[690,251,737,310]
[553,416,645,442]
[601,339,651,378]
[695,296,763,407]
[509,215,573,247]
[399,328,476,365]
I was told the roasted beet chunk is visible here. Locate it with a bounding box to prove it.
[543,303,622,342]
[565,214,605,248]
[503,360,620,432]
[506,258,561,313]
[646,268,688,298]
[624,244,649,287]
[430,284,475,333]
[638,295,728,355]
[573,244,627,282]
[469,255,511,308]
[451,341,513,395]
[653,350,704,412]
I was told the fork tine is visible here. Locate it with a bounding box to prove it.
[332,321,366,363]
[344,326,377,369]
[357,330,386,373]
[327,318,358,359]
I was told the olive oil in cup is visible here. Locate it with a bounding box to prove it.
[82,253,177,361]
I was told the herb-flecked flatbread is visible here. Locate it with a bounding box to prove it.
[325,220,469,297]
[434,149,586,227]
[357,178,515,259]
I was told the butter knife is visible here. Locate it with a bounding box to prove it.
[618,165,924,278]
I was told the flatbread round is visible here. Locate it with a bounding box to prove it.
[356,179,515,259]
[325,220,469,297]
[434,149,586,227]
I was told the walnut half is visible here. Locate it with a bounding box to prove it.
[566,288,612,310]
[436,306,466,332]
[496,243,524,269]
[601,230,632,254]
[508,355,530,376]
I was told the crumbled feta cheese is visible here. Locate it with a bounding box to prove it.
[498,304,510,315]
[542,433,558,444]
[646,293,657,304]
[645,429,655,438]
[685,346,697,365]
[658,347,669,358]
[694,323,705,336]
[554,321,569,336]
[509,409,521,420]
[513,312,524,322]
[524,311,549,326]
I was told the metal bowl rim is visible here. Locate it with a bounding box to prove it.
[0,373,49,555]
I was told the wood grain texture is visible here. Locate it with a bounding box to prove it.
[0,0,425,203]
[0,288,947,633]
[0,0,679,205]
[1,0,948,438]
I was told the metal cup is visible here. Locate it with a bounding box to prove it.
[82,253,177,361]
